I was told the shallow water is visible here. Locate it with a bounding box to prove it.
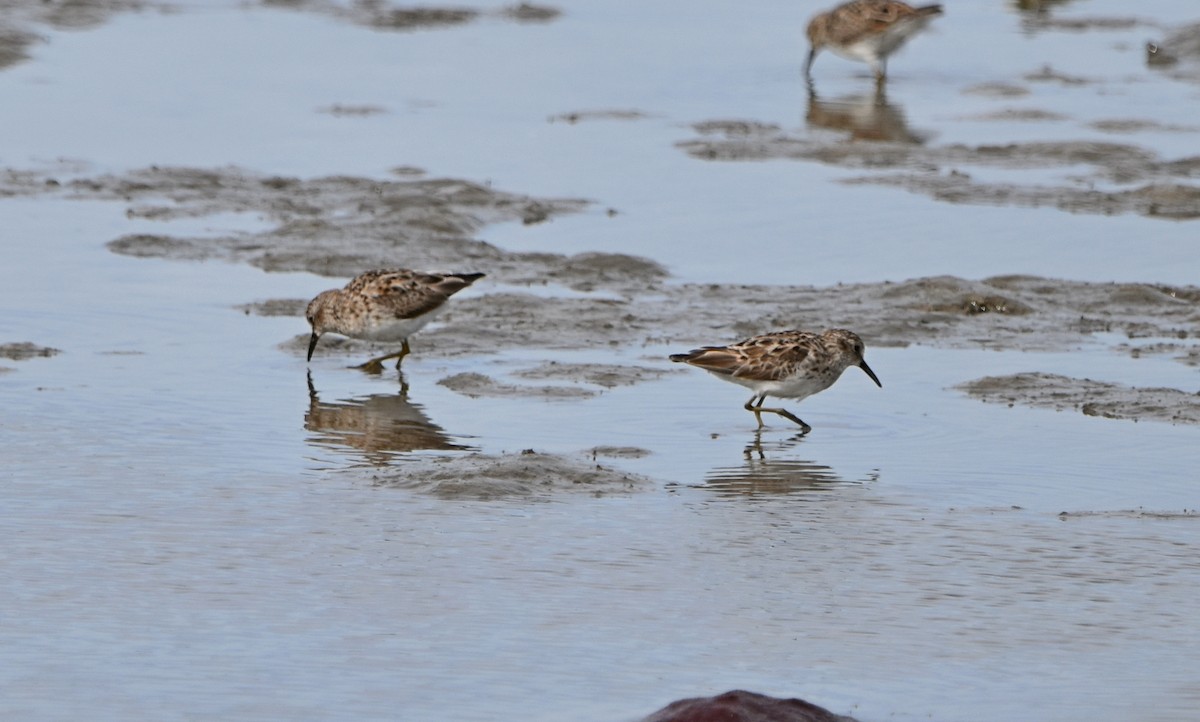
[3,1,1200,720]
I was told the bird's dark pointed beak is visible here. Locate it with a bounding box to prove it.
[306,331,319,362]
[859,360,882,388]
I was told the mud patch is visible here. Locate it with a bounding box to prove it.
[1116,341,1200,366]
[107,234,223,262]
[1021,16,1143,32]
[962,108,1069,123]
[0,163,675,295]
[587,446,651,459]
[512,361,670,388]
[237,299,308,317]
[679,120,1200,220]
[501,3,561,22]
[962,82,1030,98]
[340,4,479,30]
[846,177,1200,220]
[922,289,1034,316]
[549,109,652,124]
[265,1,560,31]
[364,449,653,499]
[0,24,40,69]
[317,104,388,117]
[1058,509,1200,520]
[1089,118,1199,134]
[437,372,595,399]
[957,372,1200,425]
[0,342,62,361]
[1024,65,1093,86]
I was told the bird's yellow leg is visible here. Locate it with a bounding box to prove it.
[745,394,811,432]
[744,395,766,429]
[355,342,408,374]
[393,339,411,370]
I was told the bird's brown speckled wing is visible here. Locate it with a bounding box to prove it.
[826,0,917,44]
[343,269,414,295]
[346,269,483,320]
[675,331,818,382]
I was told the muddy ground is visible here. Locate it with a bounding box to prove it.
[438,362,668,400]
[0,342,60,375]
[365,448,655,499]
[0,342,60,361]
[958,372,1200,425]
[5,162,1199,442]
[681,120,1200,220]
[0,0,561,71]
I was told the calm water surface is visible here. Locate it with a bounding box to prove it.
[2,1,1199,720]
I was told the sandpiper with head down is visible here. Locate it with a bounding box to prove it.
[670,328,882,433]
[805,0,943,83]
[306,268,485,374]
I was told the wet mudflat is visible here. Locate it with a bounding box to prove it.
[2,1,1199,720]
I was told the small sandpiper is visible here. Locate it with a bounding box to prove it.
[306,268,485,373]
[805,0,943,83]
[670,328,882,432]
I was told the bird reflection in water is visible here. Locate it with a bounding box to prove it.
[805,83,929,145]
[703,431,877,496]
[305,372,473,465]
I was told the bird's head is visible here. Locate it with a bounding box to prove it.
[831,329,882,388]
[305,291,338,361]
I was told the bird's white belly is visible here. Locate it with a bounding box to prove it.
[356,308,443,341]
[715,369,839,401]
[832,19,931,63]
[830,39,883,64]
